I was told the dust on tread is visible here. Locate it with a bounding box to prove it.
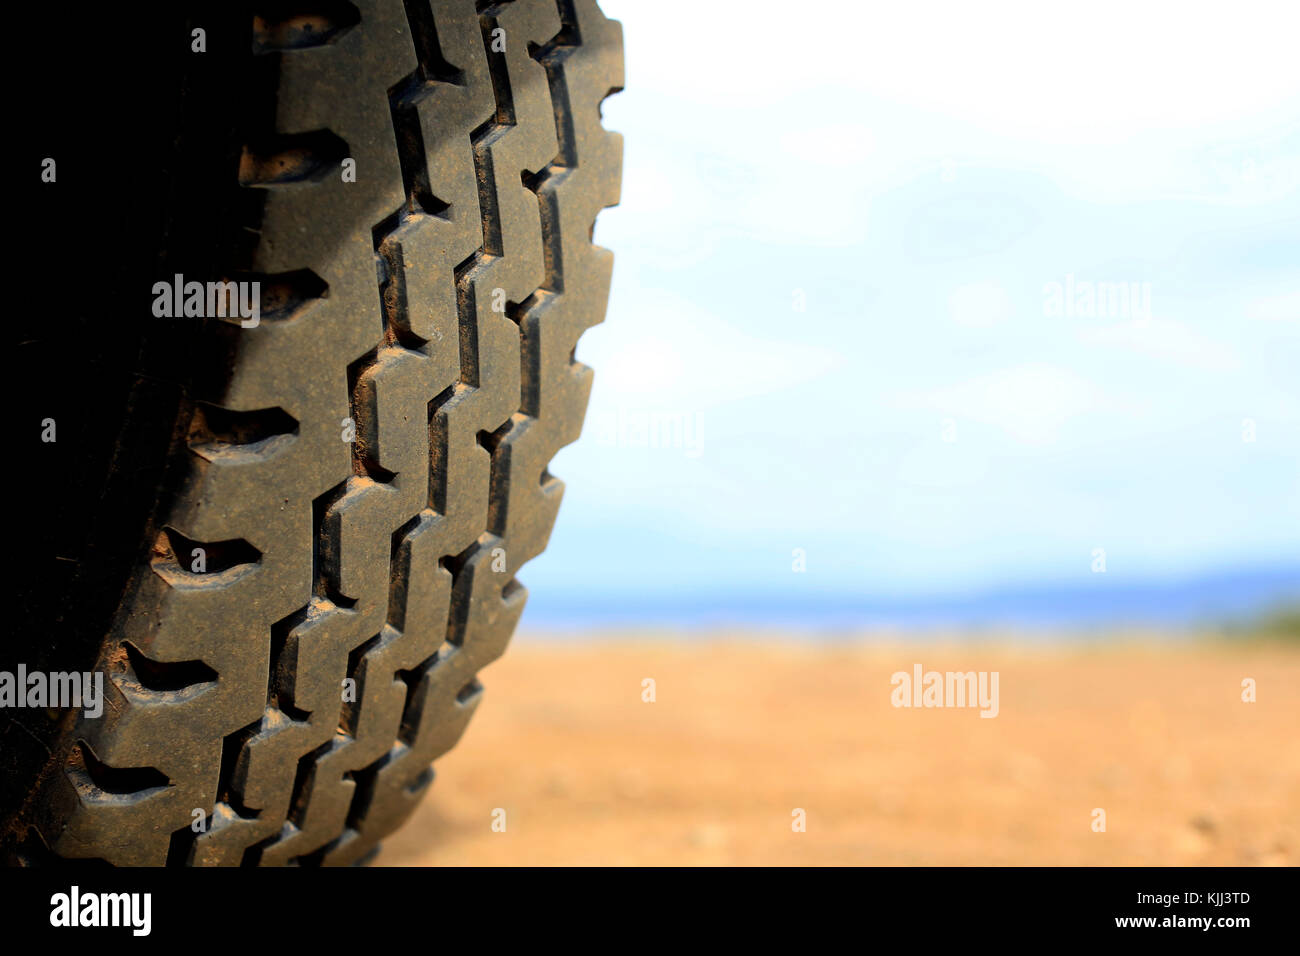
[40,0,622,866]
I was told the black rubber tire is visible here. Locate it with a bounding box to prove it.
[2,0,622,866]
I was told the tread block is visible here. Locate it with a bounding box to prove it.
[51,0,623,866]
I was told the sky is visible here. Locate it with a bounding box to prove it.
[521,0,1300,630]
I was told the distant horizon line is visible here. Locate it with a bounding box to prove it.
[521,562,1300,631]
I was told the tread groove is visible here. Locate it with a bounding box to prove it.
[44,0,624,867]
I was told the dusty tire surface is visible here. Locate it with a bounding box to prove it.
[3,0,622,865]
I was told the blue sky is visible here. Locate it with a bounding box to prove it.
[522,0,1299,628]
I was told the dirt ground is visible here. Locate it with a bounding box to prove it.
[375,635,1300,866]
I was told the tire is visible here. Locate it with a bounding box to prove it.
[2,0,622,865]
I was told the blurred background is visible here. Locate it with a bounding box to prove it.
[385,0,1298,865]
[518,0,1300,635]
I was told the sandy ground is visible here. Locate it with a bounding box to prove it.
[375,635,1300,865]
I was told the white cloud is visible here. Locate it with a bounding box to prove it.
[1076,317,1242,371]
[780,123,877,168]
[579,290,844,409]
[895,439,990,489]
[604,0,1300,137]
[1244,290,1300,323]
[948,280,1012,328]
[889,363,1140,444]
